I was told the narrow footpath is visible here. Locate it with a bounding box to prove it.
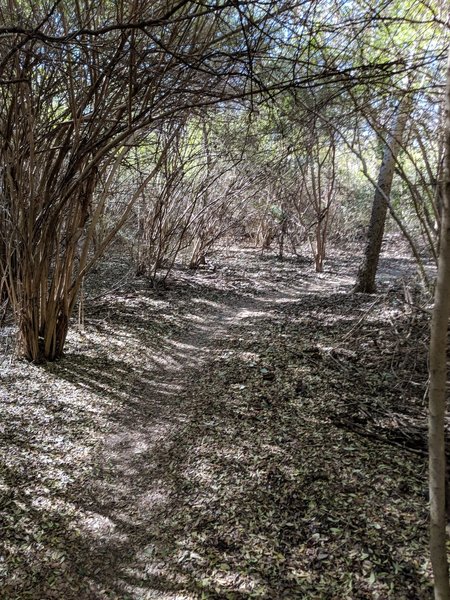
[0,247,433,599]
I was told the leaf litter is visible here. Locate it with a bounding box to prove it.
[0,244,437,599]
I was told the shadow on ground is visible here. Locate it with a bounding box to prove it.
[0,248,433,599]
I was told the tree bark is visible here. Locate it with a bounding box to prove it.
[429,52,450,600]
[354,95,411,293]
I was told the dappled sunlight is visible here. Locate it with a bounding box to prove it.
[0,247,435,598]
[0,0,444,590]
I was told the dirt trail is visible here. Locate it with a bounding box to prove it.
[0,246,432,599]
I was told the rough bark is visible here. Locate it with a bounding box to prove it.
[354,96,411,293]
[429,52,450,600]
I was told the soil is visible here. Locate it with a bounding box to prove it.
[0,244,437,599]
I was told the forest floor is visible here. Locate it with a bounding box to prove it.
[0,242,437,600]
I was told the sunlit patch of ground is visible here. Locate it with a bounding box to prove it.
[0,243,436,599]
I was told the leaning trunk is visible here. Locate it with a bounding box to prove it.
[354,95,411,293]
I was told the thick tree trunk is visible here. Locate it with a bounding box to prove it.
[429,52,450,600]
[354,96,411,293]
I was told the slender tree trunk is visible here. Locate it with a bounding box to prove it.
[354,95,411,293]
[278,215,288,260]
[429,53,450,600]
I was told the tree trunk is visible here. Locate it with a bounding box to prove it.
[429,52,450,600]
[354,95,411,293]
[278,215,288,260]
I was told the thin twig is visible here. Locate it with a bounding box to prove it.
[339,297,384,343]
